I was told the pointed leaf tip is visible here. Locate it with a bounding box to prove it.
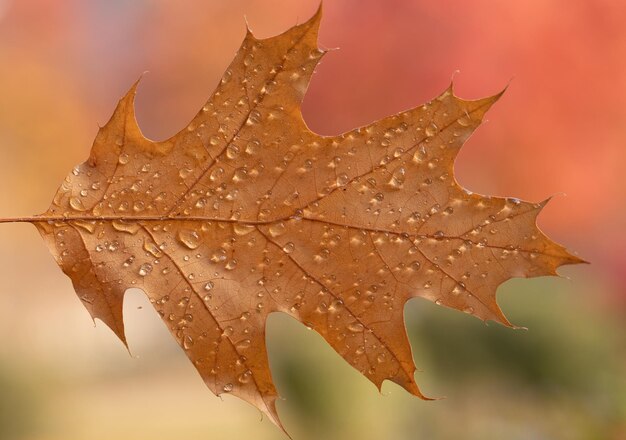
[300,3,323,35]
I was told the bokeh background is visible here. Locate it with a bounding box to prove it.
[0,1,624,439]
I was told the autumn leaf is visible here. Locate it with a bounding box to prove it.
[1,6,583,434]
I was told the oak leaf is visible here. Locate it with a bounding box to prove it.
[5,7,583,433]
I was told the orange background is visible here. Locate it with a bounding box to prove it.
[0,1,623,439]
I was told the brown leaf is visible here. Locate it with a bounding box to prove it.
[21,7,583,433]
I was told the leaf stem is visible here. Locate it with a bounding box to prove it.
[0,215,274,224]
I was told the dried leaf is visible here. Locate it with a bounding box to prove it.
[8,7,583,433]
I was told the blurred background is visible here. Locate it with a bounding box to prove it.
[0,1,624,439]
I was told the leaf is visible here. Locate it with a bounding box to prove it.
[11,6,583,434]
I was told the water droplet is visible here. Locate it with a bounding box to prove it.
[233,224,255,236]
[457,114,472,127]
[204,281,214,291]
[73,220,96,233]
[282,242,295,253]
[425,122,438,137]
[246,110,262,125]
[143,239,163,258]
[245,140,260,154]
[178,229,200,249]
[138,263,153,276]
[69,197,88,211]
[209,167,224,182]
[225,260,238,270]
[222,383,233,393]
[226,145,240,159]
[133,201,145,212]
[232,167,248,182]
[347,322,364,333]
[183,335,194,349]
[336,173,350,187]
[118,153,129,165]
[221,70,232,84]
[238,370,252,384]
[412,145,427,164]
[112,220,140,235]
[236,339,251,350]
[268,222,286,237]
[179,167,193,179]
[387,167,406,189]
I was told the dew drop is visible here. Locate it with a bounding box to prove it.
[238,370,252,384]
[178,229,200,249]
[247,110,262,125]
[122,256,135,267]
[112,220,140,235]
[233,224,255,236]
[282,242,295,254]
[226,145,240,159]
[268,222,286,237]
[221,70,232,84]
[387,167,406,189]
[73,220,96,233]
[457,114,472,127]
[133,201,145,212]
[336,173,350,187]
[222,326,234,338]
[236,339,251,349]
[138,263,153,277]
[232,168,248,183]
[245,140,260,154]
[412,145,427,164]
[69,197,88,212]
[425,122,438,137]
[179,167,193,179]
[347,322,364,333]
[183,335,194,349]
[209,167,224,182]
[143,239,163,258]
